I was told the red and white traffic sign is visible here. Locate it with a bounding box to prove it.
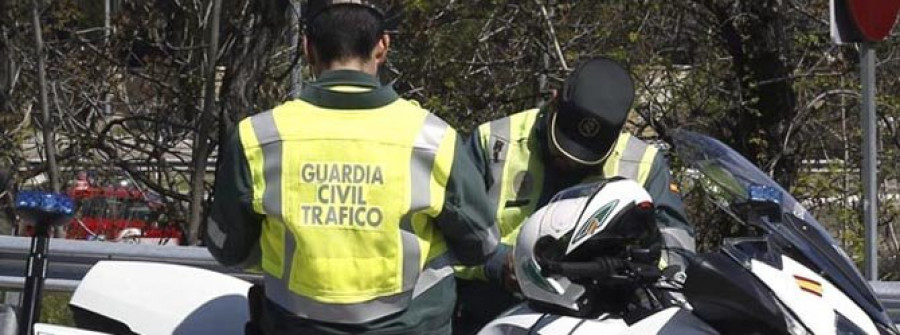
[832,0,900,43]
[849,0,900,41]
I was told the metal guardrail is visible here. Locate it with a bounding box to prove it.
[0,235,260,292]
[0,235,898,325]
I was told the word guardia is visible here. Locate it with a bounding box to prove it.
[300,163,384,227]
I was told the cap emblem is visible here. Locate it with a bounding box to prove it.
[578,117,601,137]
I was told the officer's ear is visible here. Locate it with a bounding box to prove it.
[303,36,319,71]
[373,34,390,66]
[302,36,312,63]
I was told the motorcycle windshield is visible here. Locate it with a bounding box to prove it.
[671,130,894,330]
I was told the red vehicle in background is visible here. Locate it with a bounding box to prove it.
[65,173,183,245]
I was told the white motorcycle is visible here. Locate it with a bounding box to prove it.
[479,130,899,335]
[6,130,899,335]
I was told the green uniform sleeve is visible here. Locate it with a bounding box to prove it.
[644,152,696,267]
[467,127,494,191]
[434,136,500,266]
[447,130,508,283]
[205,128,264,268]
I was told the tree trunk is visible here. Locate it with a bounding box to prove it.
[0,0,10,114]
[289,0,302,99]
[188,0,222,245]
[31,0,64,237]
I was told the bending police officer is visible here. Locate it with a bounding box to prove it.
[454,58,696,333]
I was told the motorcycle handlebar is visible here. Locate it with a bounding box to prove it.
[540,257,627,279]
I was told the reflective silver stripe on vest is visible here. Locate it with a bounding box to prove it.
[402,113,450,291]
[263,274,414,323]
[413,253,455,296]
[618,135,648,181]
[250,111,297,283]
[487,117,510,213]
[399,229,421,292]
[262,253,457,324]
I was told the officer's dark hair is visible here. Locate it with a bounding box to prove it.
[306,6,385,65]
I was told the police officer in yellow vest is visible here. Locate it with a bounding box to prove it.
[453,58,695,333]
[205,1,501,334]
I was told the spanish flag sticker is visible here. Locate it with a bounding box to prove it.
[794,275,823,297]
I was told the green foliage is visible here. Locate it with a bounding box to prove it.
[41,292,75,326]
[0,291,75,326]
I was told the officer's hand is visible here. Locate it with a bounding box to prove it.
[502,252,520,293]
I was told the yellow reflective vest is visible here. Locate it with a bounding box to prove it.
[460,108,660,280]
[237,98,457,323]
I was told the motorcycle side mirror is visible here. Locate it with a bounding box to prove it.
[746,185,782,222]
[15,191,75,229]
[730,185,783,229]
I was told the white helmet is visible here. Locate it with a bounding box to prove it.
[514,178,663,316]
